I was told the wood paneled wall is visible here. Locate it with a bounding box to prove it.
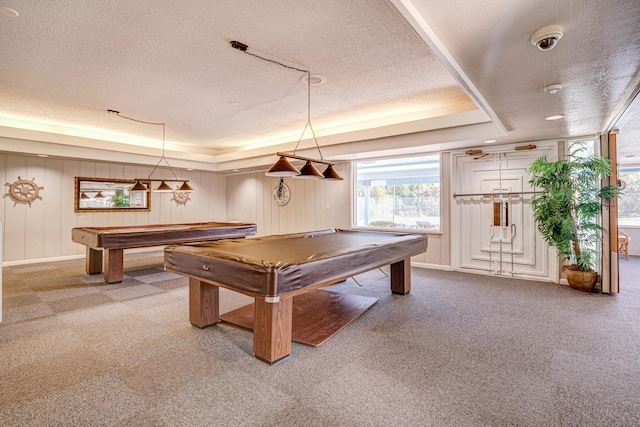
[0,153,226,263]
[225,160,451,268]
[226,163,352,236]
[2,152,452,269]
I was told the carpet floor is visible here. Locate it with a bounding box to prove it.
[1,252,640,426]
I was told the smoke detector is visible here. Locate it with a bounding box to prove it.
[531,25,563,51]
[545,83,563,94]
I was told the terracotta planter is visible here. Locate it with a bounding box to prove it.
[564,268,598,292]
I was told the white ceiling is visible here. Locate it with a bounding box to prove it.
[1,0,639,171]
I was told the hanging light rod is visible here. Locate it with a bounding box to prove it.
[109,110,194,192]
[230,41,342,181]
[275,152,334,166]
[265,153,342,180]
[132,178,191,183]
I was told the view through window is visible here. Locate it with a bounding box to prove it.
[354,155,440,231]
[619,167,640,226]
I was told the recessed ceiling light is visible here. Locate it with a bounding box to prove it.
[0,6,19,17]
[37,154,49,158]
[545,114,565,121]
[186,168,194,171]
[233,169,240,172]
[484,139,496,144]
[302,74,327,85]
[179,123,195,128]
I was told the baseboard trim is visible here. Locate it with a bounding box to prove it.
[3,254,84,266]
[412,262,452,271]
[2,247,164,267]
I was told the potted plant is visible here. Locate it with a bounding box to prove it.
[526,142,620,291]
[110,193,130,208]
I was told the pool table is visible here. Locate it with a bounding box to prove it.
[164,228,428,364]
[72,222,256,283]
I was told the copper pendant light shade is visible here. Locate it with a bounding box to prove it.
[294,161,324,179]
[129,180,150,192]
[265,156,301,177]
[177,181,194,192]
[321,164,343,180]
[153,181,174,192]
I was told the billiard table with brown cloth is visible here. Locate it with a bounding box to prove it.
[164,228,428,363]
[72,222,256,283]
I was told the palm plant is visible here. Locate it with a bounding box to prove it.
[526,143,620,271]
[110,193,130,207]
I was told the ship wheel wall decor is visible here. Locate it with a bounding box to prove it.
[4,176,44,207]
[172,190,191,206]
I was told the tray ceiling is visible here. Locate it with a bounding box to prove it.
[1,0,639,170]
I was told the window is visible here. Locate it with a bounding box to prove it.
[619,167,640,226]
[354,155,440,231]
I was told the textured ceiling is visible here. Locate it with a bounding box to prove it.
[395,0,640,162]
[0,0,639,170]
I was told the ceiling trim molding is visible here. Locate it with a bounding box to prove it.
[603,81,640,134]
[0,135,219,172]
[388,0,509,135]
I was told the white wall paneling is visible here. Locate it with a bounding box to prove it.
[1,221,3,322]
[4,150,451,269]
[619,228,639,257]
[0,153,226,263]
[451,142,559,282]
[226,163,351,237]
[226,162,450,269]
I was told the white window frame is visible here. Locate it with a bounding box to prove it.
[618,166,640,228]
[351,154,441,233]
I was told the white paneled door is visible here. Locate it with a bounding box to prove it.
[452,145,558,282]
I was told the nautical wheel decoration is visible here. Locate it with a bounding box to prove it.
[172,190,191,206]
[272,177,290,206]
[4,176,44,207]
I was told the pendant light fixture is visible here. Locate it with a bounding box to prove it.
[153,181,174,192]
[85,182,103,199]
[230,41,342,181]
[177,181,195,192]
[296,160,324,179]
[129,180,151,192]
[265,155,301,177]
[321,164,343,180]
[109,110,195,193]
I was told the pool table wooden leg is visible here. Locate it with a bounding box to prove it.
[85,247,103,274]
[104,248,124,284]
[189,278,220,328]
[253,297,293,364]
[390,257,411,295]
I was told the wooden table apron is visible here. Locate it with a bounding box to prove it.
[71,222,256,284]
[164,229,428,364]
[171,255,413,364]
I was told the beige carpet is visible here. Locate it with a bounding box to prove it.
[220,289,378,346]
[2,251,640,426]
